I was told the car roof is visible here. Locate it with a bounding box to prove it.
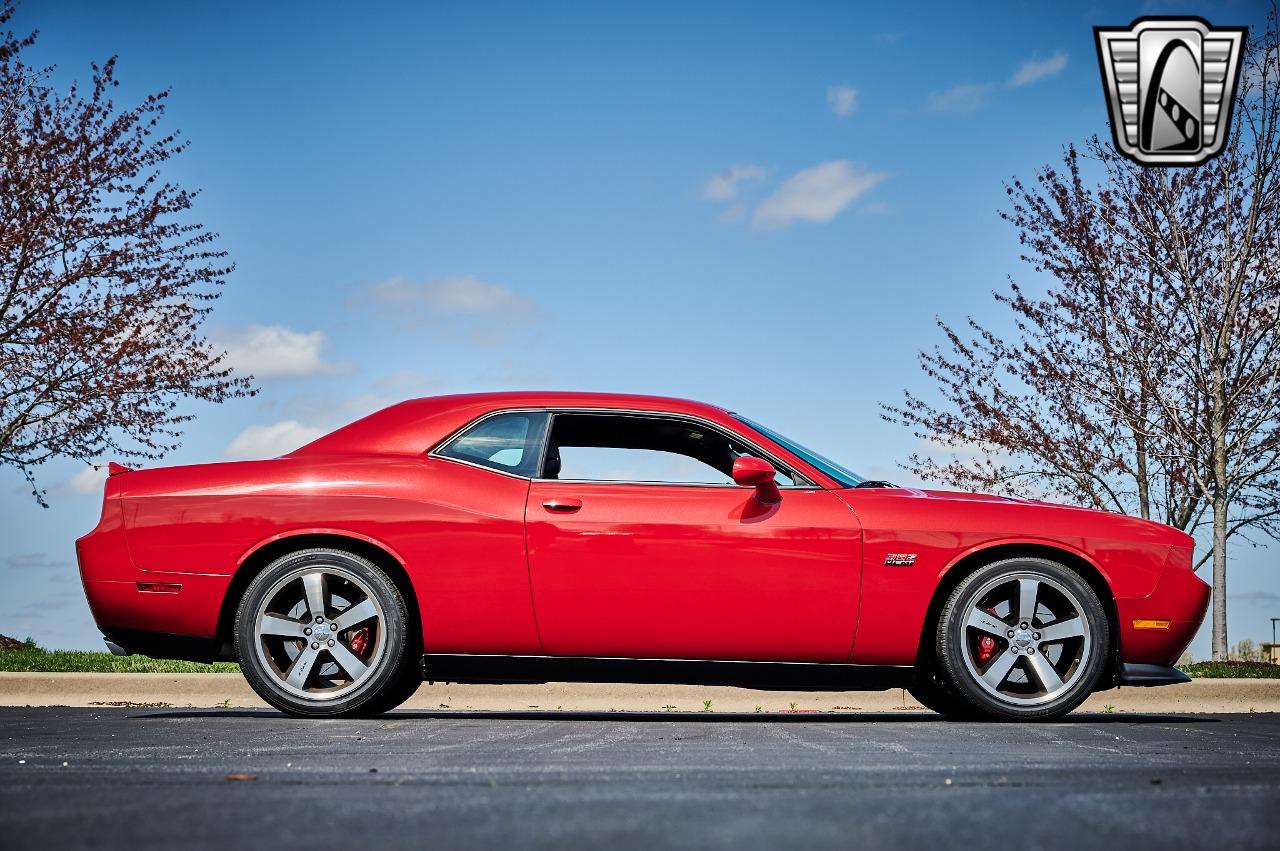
[290,391,734,457]
[409,390,723,413]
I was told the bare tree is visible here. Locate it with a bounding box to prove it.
[0,3,254,504]
[884,14,1280,660]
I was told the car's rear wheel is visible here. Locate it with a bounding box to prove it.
[933,557,1109,721]
[234,548,420,717]
[907,669,978,719]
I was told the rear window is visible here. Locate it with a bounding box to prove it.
[437,412,549,477]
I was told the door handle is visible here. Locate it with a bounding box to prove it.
[543,497,583,513]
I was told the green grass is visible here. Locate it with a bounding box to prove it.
[1178,660,1280,679]
[0,642,238,673]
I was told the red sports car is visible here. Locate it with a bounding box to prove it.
[76,392,1209,720]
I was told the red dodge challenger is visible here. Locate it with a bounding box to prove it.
[76,392,1209,720]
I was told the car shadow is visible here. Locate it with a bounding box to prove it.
[132,708,1222,725]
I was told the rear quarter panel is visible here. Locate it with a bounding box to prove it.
[112,455,542,654]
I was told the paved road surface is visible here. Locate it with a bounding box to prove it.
[1,708,1277,849]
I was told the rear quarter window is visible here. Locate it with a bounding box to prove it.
[436,411,549,477]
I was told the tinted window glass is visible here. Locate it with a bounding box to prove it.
[731,414,865,487]
[542,413,800,485]
[438,412,549,477]
[557,446,737,484]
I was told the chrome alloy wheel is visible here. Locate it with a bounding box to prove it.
[253,565,387,701]
[960,572,1092,707]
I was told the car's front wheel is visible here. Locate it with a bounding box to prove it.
[932,557,1110,721]
[234,548,420,717]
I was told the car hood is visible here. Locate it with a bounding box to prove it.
[859,486,1195,548]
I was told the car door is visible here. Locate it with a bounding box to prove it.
[524,411,863,662]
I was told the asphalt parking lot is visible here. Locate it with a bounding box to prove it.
[0,708,1277,850]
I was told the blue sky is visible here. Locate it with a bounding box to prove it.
[3,0,1276,654]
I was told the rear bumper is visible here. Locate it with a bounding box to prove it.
[100,626,233,663]
[1117,662,1191,687]
[77,496,230,645]
[81,575,230,639]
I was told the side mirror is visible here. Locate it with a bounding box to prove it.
[732,456,782,504]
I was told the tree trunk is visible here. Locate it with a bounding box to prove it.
[1211,484,1229,661]
[1211,361,1230,661]
[1135,431,1150,520]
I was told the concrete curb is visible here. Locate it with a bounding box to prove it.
[1,672,1277,714]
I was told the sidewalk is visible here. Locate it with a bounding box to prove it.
[2,672,1277,713]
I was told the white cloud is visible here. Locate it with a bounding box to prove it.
[224,420,326,460]
[6,553,72,570]
[216,324,334,378]
[367,276,536,323]
[701,165,766,201]
[827,84,858,118]
[1232,590,1280,605]
[925,51,1065,115]
[752,160,887,230]
[927,83,992,113]
[717,203,748,223]
[1008,51,1068,87]
[251,372,443,432]
[68,465,107,495]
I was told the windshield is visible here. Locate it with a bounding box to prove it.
[732,415,866,488]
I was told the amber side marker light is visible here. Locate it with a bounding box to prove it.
[1132,619,1172,630]
[136,582,182,594]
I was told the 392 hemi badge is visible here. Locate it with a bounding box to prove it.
[1094,17,1246,166]
[884,553,917,567]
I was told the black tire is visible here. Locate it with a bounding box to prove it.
[908,669,978,719]
[234,548,420,717]
[933,557,1110,722]
[361,651,424,716]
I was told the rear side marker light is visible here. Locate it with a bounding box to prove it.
[136,582,182,594]
[1132,619,1171,630]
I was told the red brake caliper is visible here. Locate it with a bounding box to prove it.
[976,635,997,664]
[975,606,1000,663]
[348,626,370,657]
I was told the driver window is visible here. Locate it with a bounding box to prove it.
[542,413,798,485]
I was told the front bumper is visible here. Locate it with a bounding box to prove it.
[1115,559,1211,666]
[1117,662,1191,686]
